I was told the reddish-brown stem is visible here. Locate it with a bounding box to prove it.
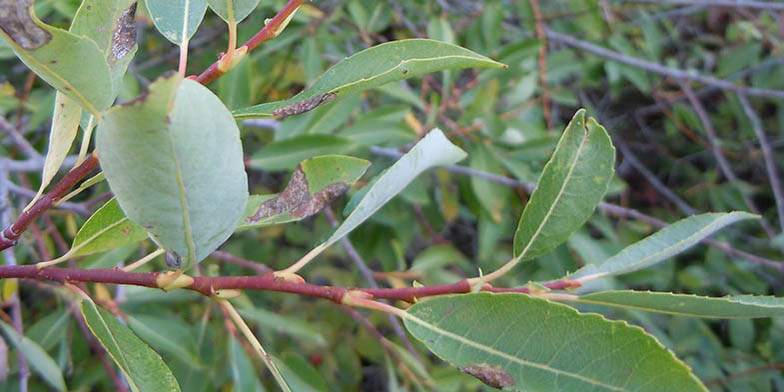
[528,0,552,130]
[0,265,582,303]
[195,0,305,84]
[0,154,99,250]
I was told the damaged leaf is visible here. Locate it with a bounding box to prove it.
[0,0,113,115]
[233,39,506,119]
[240,155,370,229]
[459,364,515,389]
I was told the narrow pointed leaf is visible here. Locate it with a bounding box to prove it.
[574,291,784,318]
[145,0,208,45]
[569,212,758,280]
[323,129,466,248]
[0,320,66,392]
[0,0,113,114]
[404,293,706,391]
[70,198,147,257]
[208,0,261,24]
[514,109,615,261]
[80,300,181,392]
[240,155,370,230]
[97,74,248,268]
[233,39,506,119]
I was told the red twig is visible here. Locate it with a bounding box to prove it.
[0,265,582,303]
[528,0,553,130]
[0,154,99,251]
[195,0,305,85]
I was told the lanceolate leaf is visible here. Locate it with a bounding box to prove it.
[0,320,66,392]
[242,155,370,229]
[208,0,261,25]
[0,0,113,115]
[97,74,248,268]
[145,0,208,45]
[515,110,614,261]
[403,293,706,391]
[81,300,181,392]
[568,212,758,281]
[71,198,147,257]
[573,291,784,318]
[233,39,506,119]
[248,135,359,171]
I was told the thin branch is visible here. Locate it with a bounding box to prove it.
[545,28,784,99]
[6,182,90,216]
[0,154,99,251]
[210,250,271,274]
[737,93,784,233]
[679,81,775,238]
[0,116,40,160]
[620,0,784,10]
[195,0,305,84]
[528,0,552,130]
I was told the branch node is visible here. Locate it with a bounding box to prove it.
[156,270,193,291]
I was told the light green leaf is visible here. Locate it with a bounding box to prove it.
[0,0,114,115]
[404,293,706,391]
[241,155,370,229]
[73,198,147,257]
[248,135,359,171]
[573,291,784,318]
[569,212,758,281]
[145,0,208,45]
[127,315,203,367]
[323,129,466,249]
[228,336,266,392]
[233,39,506,119]
[81,300,181,392]
[515,109,614,261]
[0,320,67,392]
[97,74,248,268]
[208,0,260,24]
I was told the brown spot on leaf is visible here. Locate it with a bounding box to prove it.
[0,0,51,50]
[272,93,336,118]
[247,165,349,222]
[109,3,137,64]
[459,364,515,389]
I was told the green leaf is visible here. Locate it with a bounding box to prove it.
[574,291,784,318]
[208,0,260,24]
[228,336,266,392]
[0,320,67,392]
[96,74,249,268]
[322,129,466,250]
[568,212,758,281]
[470,144,511,223]
[404,293,706,391]
[145,0,208,45]
[0,0,114,115]
[127,315,203,367]
[248,135,359,171]
[81,300,181,392]
[70,198,147,257]
[233,39,506,119]
[515,109,614,261]
[238,308,327,346]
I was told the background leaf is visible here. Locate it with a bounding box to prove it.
[404,293,706,391]
[96,74,248,268]
[248,135,359,171]
[0,320,66,392]
[233,39,506,119]
[81,300,181,392]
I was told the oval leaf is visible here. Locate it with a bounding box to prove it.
[80,300,181,392]
[0,320,66,392]
[97,74,249,268]
[145,0,208,45]
[0,0,113,114]
[575,291,784,318]
[208,0,260,24]
[569,212,758,281]
[233,39,506,119]
[515,109,615,261]
[404,293,706,391]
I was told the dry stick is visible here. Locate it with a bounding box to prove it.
[323,208,422,365]
[544,28,784,99]
[369,146,784,272]
[737,93,784,233]
[528,0,553,130]
[679,81,776,238]
[0,154,99,251]
[196,0,305,84]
